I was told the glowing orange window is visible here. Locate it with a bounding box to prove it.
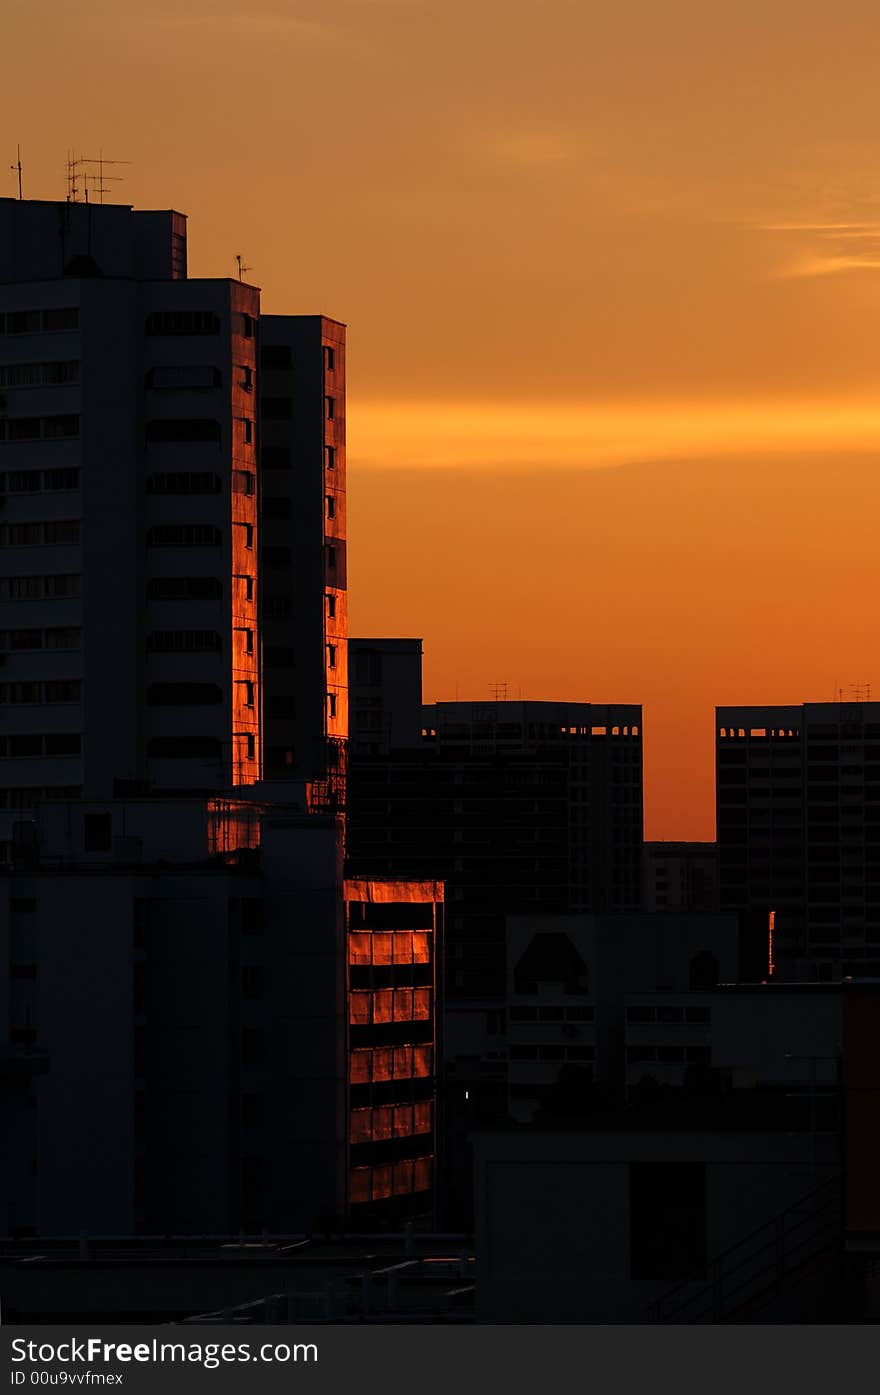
[412,1045,433,1077]
[412,932,431,963]
[393,1160,415,1195]
[372,933,393,965]
[393,988,414,1021]
[348,933,372,965]
[372,1106,393,1140]
[413,988,432,1020]
[350,1051,371,1084]
[414,1101,433,1134]
[349,993,371,1025]
[350,1109,372,1144]
[393,1104,414,1137]
[413,1157,432,1193]
[392,933,413,964]
[373,989,393,1023]
[393,1045,413,1078]
[372,1165,392,1200]
[372,1047,393,1081]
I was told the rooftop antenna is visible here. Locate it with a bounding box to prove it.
[490,681,509,702]
[66,151,130,204]
[9,144,22,199]
[235,254,252,282]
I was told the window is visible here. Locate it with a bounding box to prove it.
[243,418,253,444]
[245,733,256,760]
[324,345,335,373]
[83,813,112,852]
[243,524,254,549]
[147,472,222,494]
[325,446,336,471]
[325,396,335,419]
[261,396,292,420]
[244,629,254,655]
[264,596,290,619]
[0,308,78,335]
[0,361,79,387]
[145,310,220,336]
[243,575,254,600]
[0,415,79,442]
[328,692,337,718]
[326,545,336,570]
[147,682,223,705]
[233,470,256,495]
[147,524,222,547]
[262,446,290,470]
[146,630,222,653]
[326,495,335,520]
[146,364,220,390]
[0,574,80,601]
[240,314,255,339]
[326,592,336,619]
[327,645,337,669]
[260,344,291,369]
[239,364,253,392]
[147,736,222,758]
[145,419,221,444]
[147,576,222,600]
[242,681,255,707]
[263,496,291,519]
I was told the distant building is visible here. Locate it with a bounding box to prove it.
[349,638,423,757]
[642,842,718,913]
[0,794,441,1237]
[716,702,880,978]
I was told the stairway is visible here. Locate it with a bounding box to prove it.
[648,1174,842,1323]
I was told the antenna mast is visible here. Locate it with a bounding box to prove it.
[9,145,22,199]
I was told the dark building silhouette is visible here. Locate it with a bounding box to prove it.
[716,702,880,979]
[642,842,718,912]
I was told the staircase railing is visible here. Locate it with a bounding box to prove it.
[647,1173,841,1323]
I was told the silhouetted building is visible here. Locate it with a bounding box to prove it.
[259,317,347,794]
[349,688,643,1002]
[0,794,441,1237]
[716,703,880,979]
[642,842,718,912]
[0,197,261,829]
[349,638,423,757]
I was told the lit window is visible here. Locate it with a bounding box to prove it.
[326,495,335,520]
[325,396,335,420]
[328,693,337,718]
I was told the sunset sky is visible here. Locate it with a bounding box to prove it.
[8,0,880,836]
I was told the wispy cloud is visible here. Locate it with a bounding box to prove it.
[757,217,880,278]
[348,398,880,471]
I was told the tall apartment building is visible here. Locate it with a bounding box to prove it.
[0,197,261,833]
[0,199,349,851]
[259,316,347,794]
[716,702,880,978]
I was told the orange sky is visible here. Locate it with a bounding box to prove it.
[9,0,880,837]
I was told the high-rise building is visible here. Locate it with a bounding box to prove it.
[349,638,423,757]
[716,702,880,978]
[0,197,261,835]
[258,316,347,795]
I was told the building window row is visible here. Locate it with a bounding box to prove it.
[349,1101,432,1144]
[145,418,221,444]
[510,1044,594,1062]
[0,573,80,600]
[0,679,81,704]
[146,630,222,653]
[509,1004,594,1022]
[145,365,221,390]
[0,626,80,651]
[349,987,432,1025]
[145,310,220,336]
[626,1005,711,1024]
[146,575,222,600]
[147,471,222,494]
[147,524,221,547]
[0,785,81,809]
[0,360,79,388]
[349,1157,432,1205]
[0,520,80,546]
[0,732,81,758]
[627,1045,711,1064]
[147,682,223,706]
[349,931,432,966]
[147,736,222,759]
[0,415,79,443]
[349,1044,433,1084]
[0,467,79,494]
[0,308,78,335]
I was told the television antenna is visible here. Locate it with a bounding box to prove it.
[66,150,130,204]
[235,254,252,282]
[489,681,509,702]
[9,144,22,199]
